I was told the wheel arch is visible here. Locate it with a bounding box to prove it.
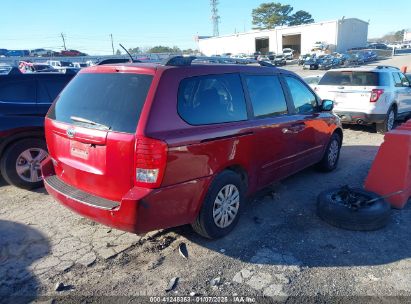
[0,129,45,159]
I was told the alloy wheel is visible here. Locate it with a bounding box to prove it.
[15,148,48,183]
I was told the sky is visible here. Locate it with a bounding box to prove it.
[0,0,409,55]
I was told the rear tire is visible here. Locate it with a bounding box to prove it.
[192,171,245,239]
[376,107,396,134]
[0,138,48,190]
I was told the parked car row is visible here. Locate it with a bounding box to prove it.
[300,51,378,70]
[0,48,87,58]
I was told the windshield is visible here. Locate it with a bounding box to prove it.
[319,71,384,86]
[47,73,153,133]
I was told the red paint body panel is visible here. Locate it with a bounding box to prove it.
[42,156,212,233]
[43,63,342,234]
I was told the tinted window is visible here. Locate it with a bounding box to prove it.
[285,77,317,114]
[48,73,153,133]
[245,75,288,118]
[178,74,247,125]
[38,78,71,103]
[319,71,381,86]
[0,80,35,103]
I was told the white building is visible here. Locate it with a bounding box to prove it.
[197,18,368,56]
[404,30,411,42]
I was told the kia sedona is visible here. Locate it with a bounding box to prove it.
[42,56,343,239]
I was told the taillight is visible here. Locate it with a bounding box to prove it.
[135,136,167,189]
[370,89,384,102]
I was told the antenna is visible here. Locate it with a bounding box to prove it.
[119,44,134,62]
[210,0,220,37]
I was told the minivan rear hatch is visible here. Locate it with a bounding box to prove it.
[46,69,153,201]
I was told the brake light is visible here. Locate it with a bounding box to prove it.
[135,136,168,189]
[370,89,384,102]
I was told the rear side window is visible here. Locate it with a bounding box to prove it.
[178,74,247,125]
[244,75,288,118]
[319,71,381,86]
[0,80,35,103]
[48,73,153,133]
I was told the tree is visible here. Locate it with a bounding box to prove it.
[288,10,314,26]
[252,2,293,29]
[115,49,121,55]
[128,47,141,54]
[379,29,405,43]
[148,46,181,53]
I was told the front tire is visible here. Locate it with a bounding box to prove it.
[192,171,245,239]
[376,107,396,134]
[0,138,48,190]
[317,133,342,172]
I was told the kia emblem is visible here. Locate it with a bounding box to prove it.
[66,128,76,138]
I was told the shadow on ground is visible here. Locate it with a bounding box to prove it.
[0,220,50,303]
[175,145,411,269]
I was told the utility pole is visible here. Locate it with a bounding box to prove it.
[210,0,220,37]
[61,33,67,50]
[110,34,115,55]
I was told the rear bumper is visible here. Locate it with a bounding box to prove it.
[334,111,386,124]
[42,157,211,234]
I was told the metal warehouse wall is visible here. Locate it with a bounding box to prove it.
[337,19,369,52]
[198,18,368,56]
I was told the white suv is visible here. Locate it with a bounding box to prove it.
[315,66,411,133]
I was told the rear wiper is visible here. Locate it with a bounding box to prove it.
[70,116,111,130]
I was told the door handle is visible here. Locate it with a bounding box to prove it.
[282,124,306,134]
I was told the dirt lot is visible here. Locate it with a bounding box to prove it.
[1,125,410,303]
[1,55,411,303]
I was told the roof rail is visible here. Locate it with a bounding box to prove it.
[162,55,269,67]
[367,65,400,70]
[162,56,197,66]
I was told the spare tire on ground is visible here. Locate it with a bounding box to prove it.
[317,186,392,231]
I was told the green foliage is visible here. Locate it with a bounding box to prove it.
[128,47,141,54]
[252,2,314,29]
[148,46,182,53]
[288,10,314,26]
[115,49,121,55]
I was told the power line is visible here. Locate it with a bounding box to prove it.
[110,34,115,55]
[61,33,67,50]
[210,0,220,37]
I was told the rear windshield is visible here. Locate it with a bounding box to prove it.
[319,71,388,86]
[47,73,153,133]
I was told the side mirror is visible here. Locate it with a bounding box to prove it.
[321,99,334,111]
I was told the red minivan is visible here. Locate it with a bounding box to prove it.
[42,57,343,239]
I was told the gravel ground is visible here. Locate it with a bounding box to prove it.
[1,126,410,303]
[1,55,411,303]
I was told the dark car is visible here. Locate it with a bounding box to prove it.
[318,57,341,70]
[0,70,75,189]
[42,56,343,239]
[267,52,276,60]
[303,56,320,70]
[362,51,378,62]
[273,54,286,66]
